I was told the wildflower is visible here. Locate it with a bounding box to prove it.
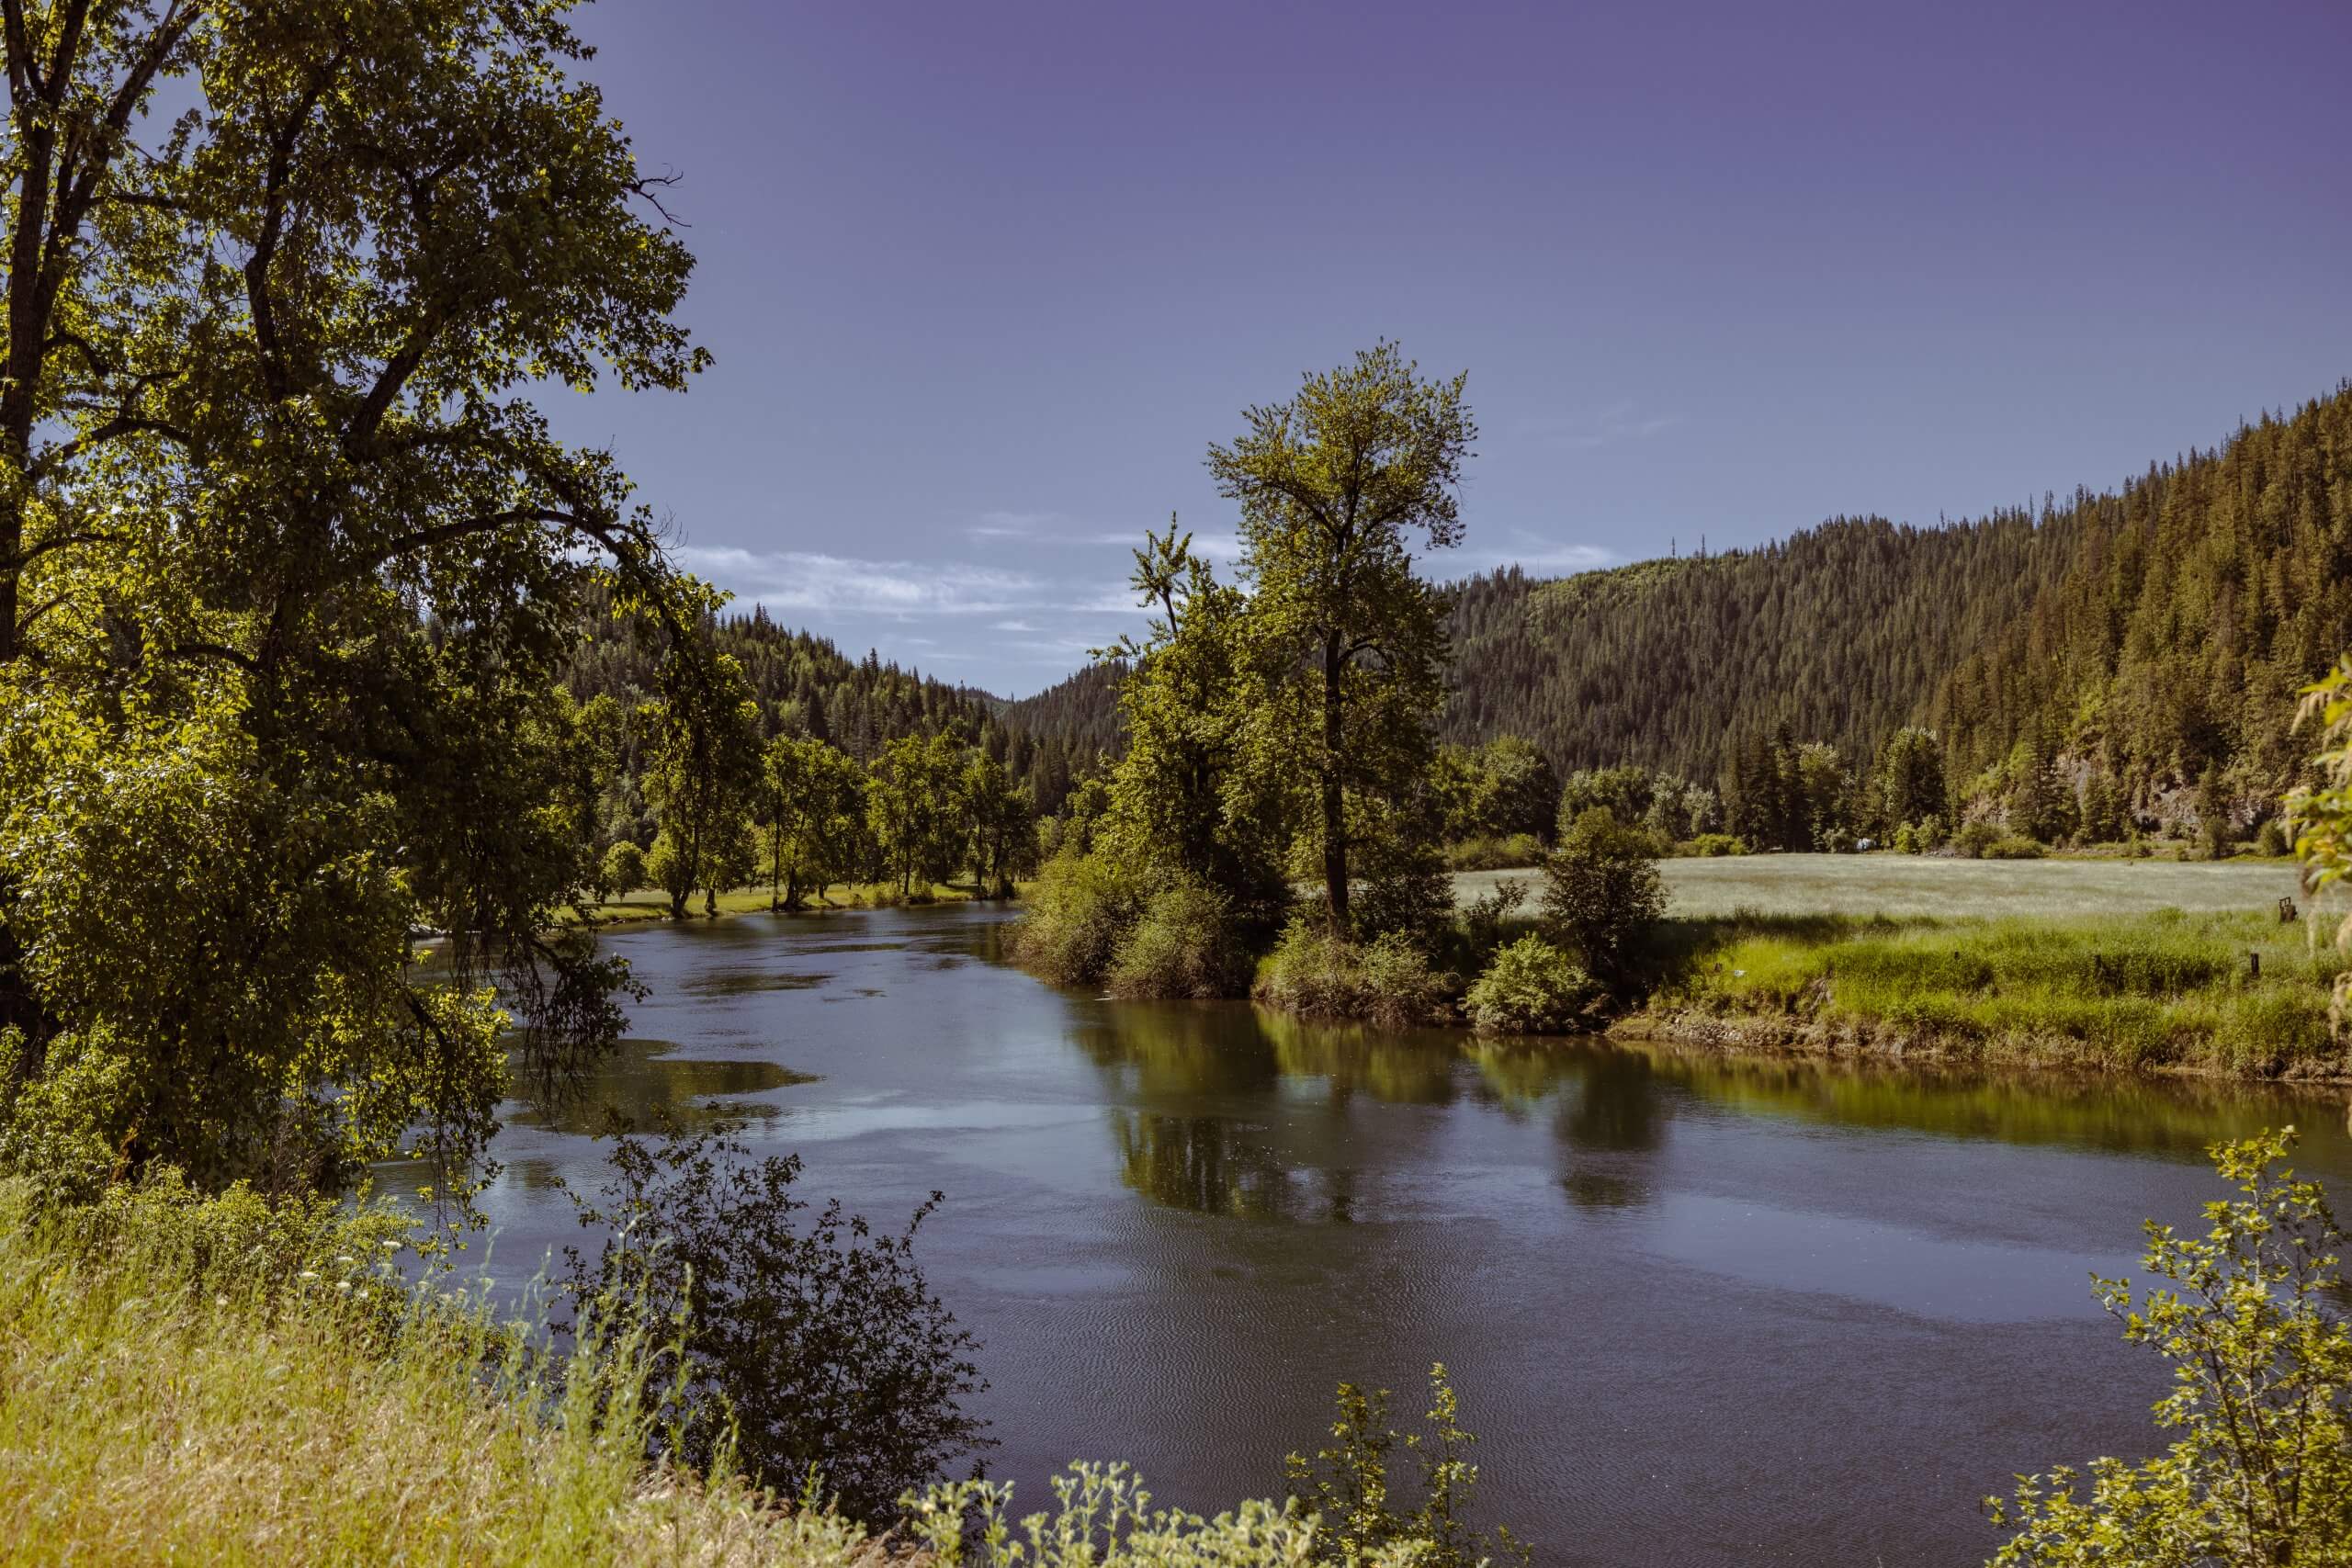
[215,1294,230,1309]
[335,1254,355,1266]
[337,1280,351,1292]
[298,1270,319,1280]
[381,1240,401,1252]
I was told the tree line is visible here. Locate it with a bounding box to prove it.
[1013,385,2352,851]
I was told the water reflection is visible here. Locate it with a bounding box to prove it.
[502,1035,818,1135]
[1113,1112,1302,1220]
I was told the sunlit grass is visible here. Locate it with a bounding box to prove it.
[0,1177,878,1566]
[1647,908,2343,1075]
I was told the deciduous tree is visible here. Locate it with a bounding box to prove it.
[1209,343,1474,931]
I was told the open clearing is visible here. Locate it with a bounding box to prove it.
[1453,853,2307,920]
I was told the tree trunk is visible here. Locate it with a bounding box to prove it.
[1322,630,1349,931]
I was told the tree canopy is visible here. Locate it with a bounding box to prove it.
[0,0,714,1191]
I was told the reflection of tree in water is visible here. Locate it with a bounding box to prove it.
[1114,1111,1302,1220]
[1555,1048,1665,1212]
[1072,1003,1282,1098]
[1259,1010,1460,1106]
[1559,1050,1664,1153]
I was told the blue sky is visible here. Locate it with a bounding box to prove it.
[549,0,2352,694]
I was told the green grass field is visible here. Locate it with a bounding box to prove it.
[1455,852,2306,919]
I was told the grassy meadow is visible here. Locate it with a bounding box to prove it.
[1454,852,2306,919]
[1454,854,2344,1077]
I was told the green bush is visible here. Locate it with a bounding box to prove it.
[1107,884,1252,999]
[1253,921,1451,1028]
[2256,818,2291,857]
[1283,1364,1530,1568]
[1982,835,2044,860]
[1689,832,1747,857]
[1542,809,1667,989]
[1009,851,1148,987]
[1441,833,1545,872]
[1463,935,1605,1034]
[564,1130,989,1524]
[1954,819,2002,858]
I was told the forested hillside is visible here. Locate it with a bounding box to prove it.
[562,597,1099,814]
[1445,382,2352,826]
[1442,516,2068,782]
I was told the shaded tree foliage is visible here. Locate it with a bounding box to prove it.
[0,0,716,1190]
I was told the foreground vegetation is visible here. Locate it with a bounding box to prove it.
[0,1165,1522,1567]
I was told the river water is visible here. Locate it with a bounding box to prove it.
[462,903,2352,1566]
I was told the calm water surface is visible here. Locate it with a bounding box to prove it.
[464,904,2352,1567]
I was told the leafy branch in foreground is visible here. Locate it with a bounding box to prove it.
[1285,1363,1529,1568]
[1987,1128,2352,1567]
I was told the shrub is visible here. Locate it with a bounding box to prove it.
[909,1464,1322,1567]
[1253,921,1451,1028]
[1106,883,1251,999]
[599,840,645,901]
[1008,850,1148,987]
[1542,808,1667,989]
[2256,818,2290,858]
[1284,1363,1530,1568]
[564,1129,990,1523]
[1464,935,1605,1034]
[1441,833,1545,872]
[1689,832,1747,857]
[1990,1133,2352,1565]
[1982,835,2044,860]
[1954,819,2003,859]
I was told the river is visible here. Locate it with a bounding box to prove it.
[460,902,2352,1566]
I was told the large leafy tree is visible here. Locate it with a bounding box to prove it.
[0,0,713,1190]
[1208,343,1474,931]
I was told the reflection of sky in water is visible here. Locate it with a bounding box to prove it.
[1642,1191,2135,1323]
[421,904,2352,1568]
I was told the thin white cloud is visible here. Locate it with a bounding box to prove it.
[1515,401,1682,450]
[968,509,1062,539]
[677,546,1041,616]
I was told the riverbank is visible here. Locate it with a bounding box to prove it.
[575,882,1008,928]
[1623,908,2348,1081]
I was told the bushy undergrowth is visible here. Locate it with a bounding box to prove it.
[563,1131,989,1524]
[1009,851,1148,987]
[1652,909,2342,1073]
[1108,884,1255,1000]
[1463,935,1605,1035]
[1012,853,1261,1000]
[1441,833,1545,872]
[1253,920,1453,1028]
